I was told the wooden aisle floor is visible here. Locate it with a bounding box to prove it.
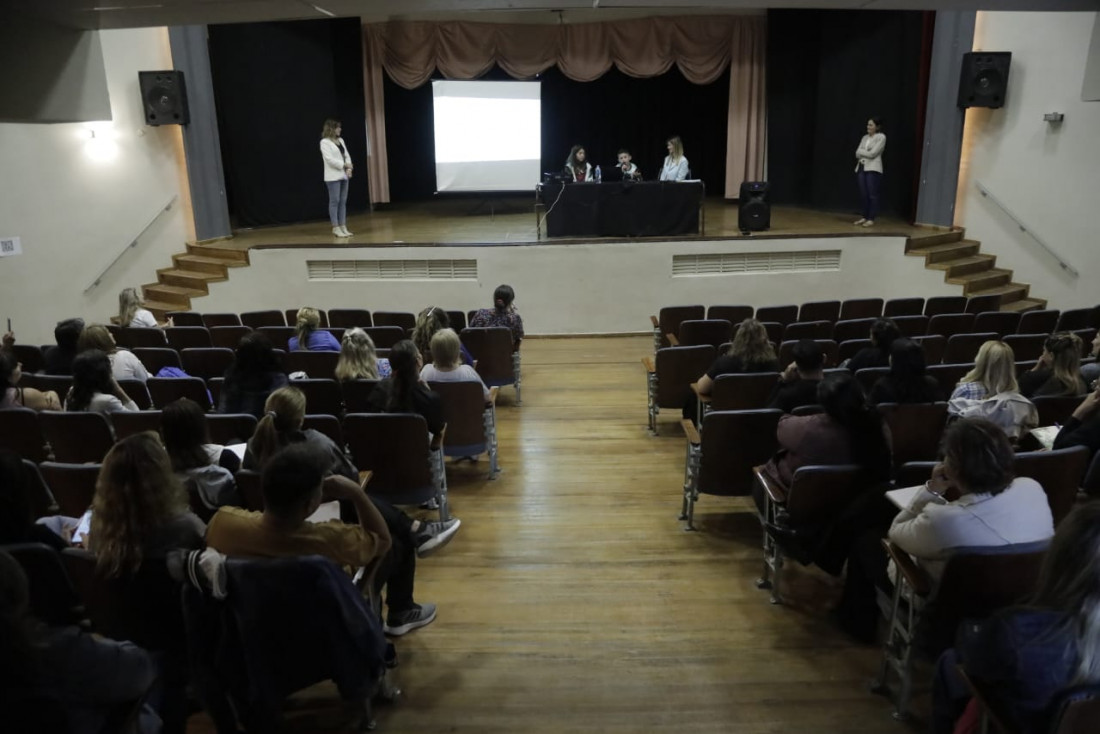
[186,337,923,733]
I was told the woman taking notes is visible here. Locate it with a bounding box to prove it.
[854,117,886,227]
[659,136,689,182]
[320,118,353,238]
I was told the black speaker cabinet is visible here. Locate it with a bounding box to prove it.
[139,70,190,125]
[738,181,770,232]
[958,52,1011,109]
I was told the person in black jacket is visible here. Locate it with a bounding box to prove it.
[43,317,85,376]
[366,340,445,436]
[846,317,900,374]
[1053,383,1100,458]
[869,337,942,405]
[768,339,825,413]
[1019,332,1088,398]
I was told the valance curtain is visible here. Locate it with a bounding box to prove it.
[362,16,766,203]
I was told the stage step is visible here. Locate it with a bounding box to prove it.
[187,242,249,265]
[927,254,997,278]
[904,228,963,251]
[1000,296,1048,312]
[969,282,1031,304]
[948,267,1014,294]
[155,267,225,292]
[143,283,206,302]
[908,239,982,264]
[173,253,236,276]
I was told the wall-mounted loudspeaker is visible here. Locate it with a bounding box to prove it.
[957,52,1011,109]
[738,181,770,232]
[138,70,190,125]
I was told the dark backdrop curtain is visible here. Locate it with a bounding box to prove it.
[383,63,730,203]
[208,18,368,228]
[766,9,930,220]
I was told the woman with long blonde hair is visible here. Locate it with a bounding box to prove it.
[1019,332,1088,398]
[948,340,1037,440]
[659,135,689,182]
[118,287,160,328]
[320,118,353,238]
[78,323,149,382]
[243,386,356,480]
[693,318,779,397]
[288,306,340,352]
[89,433,205,578]
[335,327,391,380]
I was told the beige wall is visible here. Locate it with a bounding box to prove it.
[0,28,192,344]
[196,237,958,336]
[956,11,1100,311]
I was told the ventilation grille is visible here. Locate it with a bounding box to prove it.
[307,259,478,281]
[672,250,842,277]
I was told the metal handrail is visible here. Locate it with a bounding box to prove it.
[83,195,178,295]
[975,181,1078,278]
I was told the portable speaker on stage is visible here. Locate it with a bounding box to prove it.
[957,52,1011,109]
[139,70,190,125]
[738,181,770,232]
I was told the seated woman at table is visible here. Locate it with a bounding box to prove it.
[658,136,689,182]
[564,145,592,183]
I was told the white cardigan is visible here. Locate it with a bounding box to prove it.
[854,133,886,174]
[887,477,1054,582]
[659,156,689,181]
[321,137,352,182]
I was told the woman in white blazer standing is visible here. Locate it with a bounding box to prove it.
[854,117,886,227]
[320,119,353,238]
[659,135,689,182]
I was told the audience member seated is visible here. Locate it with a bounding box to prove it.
[469,284,524,347]
[88,433,207,572]
[163,398,241,513]
[77,324,150,383]
[948,341,1037,442]
[335,327,391,380]
[0,450,67,549]
[844,317,900,373]
[209,443,459,636]
[869,337,942,405]
[242,386,357,479]
[366,340,445,437]
[1080,330,1099,386]
[43,317,85,376]
[767,339,825,413]
[118,287,164,328]
[218,332,288,418]
[932,503,1100,734]
[412,306,473,366]
[757,373,892,511]
[1019,332,1088,398]
[64,349,138,414]
[0,347,61,411]
[685,318,780,421]
[836,418,1054,640]
[0,550,162,734]
[1052,383,1100,456]
[419,328,491,402]
[288,306,340,352]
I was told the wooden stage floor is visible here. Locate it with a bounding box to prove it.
[185,337,927,734]
[220,198,929,250]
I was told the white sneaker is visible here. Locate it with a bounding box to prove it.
[339,226,354,237]
[853,218,867,225]
[861,220,875,227]
[332,226,343,237]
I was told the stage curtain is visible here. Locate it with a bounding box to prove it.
[360,15,766,203]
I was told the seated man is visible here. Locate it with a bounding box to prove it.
[44,317,85,376]
[206,444,455,636]
[768,339,825,414]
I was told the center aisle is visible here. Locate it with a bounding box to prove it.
[188,336,911,733]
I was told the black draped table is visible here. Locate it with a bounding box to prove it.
[538,180,704,238]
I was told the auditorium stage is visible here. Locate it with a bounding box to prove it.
[218,198,929,250]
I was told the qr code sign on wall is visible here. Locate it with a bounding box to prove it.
[0,237,22,257]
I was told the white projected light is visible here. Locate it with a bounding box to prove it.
[432,80,541,192]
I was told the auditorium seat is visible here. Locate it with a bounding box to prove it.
[854,367,890,395]
[445,310,467,332]
[927,363,974,398]
[965,294,1002,314]
[328,308,373,329]
[295,379,345,417]
[208,325,252,350]
[12,344,45,374]
[1016,309,1059,334]
[1031,396,1085,431]
[840,298,883,320]
[755,305,798,327]
[972,311,1020,338]
[893,315,929,337]
[642,345,715,434]
[838,339,872,364]
[783,321,832,341]
[924,296,968,317]
[202,313,242,328]
[284,351,340,378]
[0,408,50,463]
[38,412,114,464]
[117,327,168,349]
[760,322,785,345]
[832,318,877,344]
[340,379,380,414]
[111,410,163,440]
[147,377,212,411]
[166,311,203,327]
[132,347,181,376]
[943,333,998,365]
[1013,446,1090,526]
[911,335,947,365]
[709,372,779,411]
[876,402,949,468]
[883,297,924,317]
[372,311,416,331]
[180,348,235,381]
[116,379,153,410]
[206,413,257,445]
[38,462,101,517]
[676,319,732,349]
[651,305,705,350]
[364,326,405,350]
[239,310,286,329]
[707,305,753,325]
[798,300,840,324]
[1055,307,1096,332]
[1003,333,1047,361]
[778,340,838,368]
[927,313,976,339]
[165,326,212,351]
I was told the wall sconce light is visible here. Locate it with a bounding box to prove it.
[1043,112,1065,123]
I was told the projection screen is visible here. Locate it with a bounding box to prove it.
[432,80,541,192]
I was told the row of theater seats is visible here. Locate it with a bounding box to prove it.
[165,307,476,331]
[657,311,1098,353]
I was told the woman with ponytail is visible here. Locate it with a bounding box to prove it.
[468,284,524,347]
[243,386,356,480]
[365,340,444,436]
[411,306,473,366]
[288,307,340,352]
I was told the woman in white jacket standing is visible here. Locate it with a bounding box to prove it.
[854,117,886,227]
[320,119,353,238]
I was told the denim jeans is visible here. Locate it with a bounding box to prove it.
[857,170,883,221]
[326,178,348,226]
